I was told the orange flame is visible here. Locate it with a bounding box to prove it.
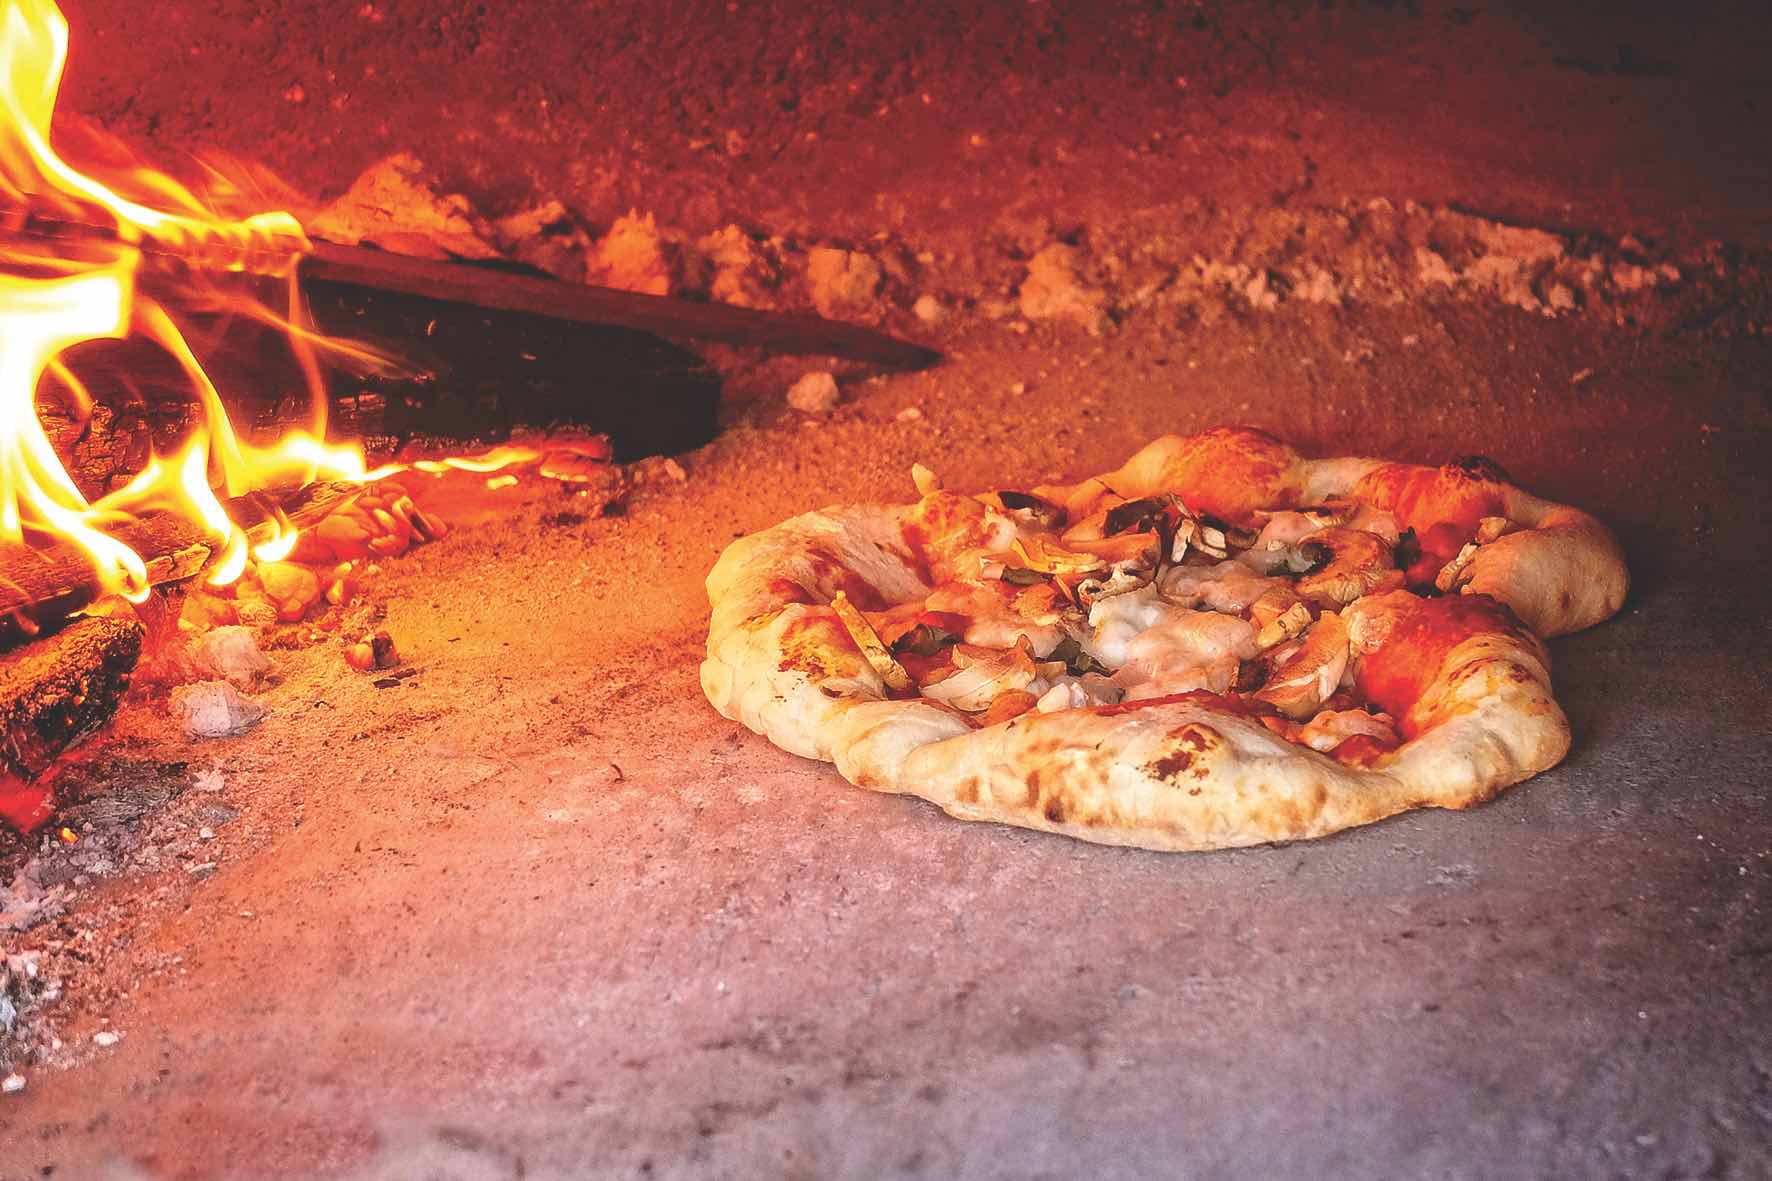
[0,0,534,607]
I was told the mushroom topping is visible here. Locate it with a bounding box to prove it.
[1171,515,1197,562]
[1075,557,1157,606]
[1474,515,1516,545]
[1101,494,1181,537]
[1192,517,1231,559]
[920,637,1064,712]
[979,489,1067,530]
[1436,516,1519,591]
[1159,560,1293,614]
[830,591,914,693]
[1434,541,1483,593]
[1255,611,1351,720]
[1011,535,1109,576]
[1292,528,1406,608]
[1251,589,1314,651]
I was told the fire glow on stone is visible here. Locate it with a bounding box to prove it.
[0,0,520,605]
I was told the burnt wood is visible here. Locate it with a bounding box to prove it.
[299,272,724,462]
[0,614,143,780]
[301,241,942,370]
[3,219,939,368]
[45,263,728,490]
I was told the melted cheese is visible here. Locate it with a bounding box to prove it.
[924,579,1067,655]
[1112,610,1257,700]
[1083,585,1171,667]
[1159,559,1292,613]
[1296,708,1399,753]
[1083,585,1257,699]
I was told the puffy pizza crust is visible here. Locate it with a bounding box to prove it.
[701,429,1625,851]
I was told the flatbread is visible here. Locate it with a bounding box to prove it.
[701,427,1627,851]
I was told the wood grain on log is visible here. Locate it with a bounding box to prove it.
[300,240,942,369]
[0,614,143,780]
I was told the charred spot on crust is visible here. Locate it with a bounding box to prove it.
[1144,723,1224,786]
[1449,455,1512,484]
[1043,795,1066,823]
[1146,750,1195,782]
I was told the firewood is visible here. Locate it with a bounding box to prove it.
[0,614,142,781]
[0,481,360,640]
[301,241,942,369]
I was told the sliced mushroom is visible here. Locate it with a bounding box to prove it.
[1011,535,1109,576]
[979,489,1067,529]
[1193,517,1231,559]
[1293,528,1406,608]
[1255,611,1351,720]
[830,591,914,693]
[1171,516,1197,562]
[1075,557,1157,606]
[1252,590,1313,651]
[1434,540,1483,593]
[1474,515,1516,545]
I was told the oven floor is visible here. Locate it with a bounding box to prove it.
[6,1,1771,1176]
[5,300,1767,1179]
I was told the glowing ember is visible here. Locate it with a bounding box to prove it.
[0,0,535,611]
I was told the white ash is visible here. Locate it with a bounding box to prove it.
[315,154,1732,344]
[585,210,679,296]
[787,371,841,415]
[1019,243,1111,334]
[0,861,66,933]
[306,153,498,261]
[172,681,266,739]
[697,225,783,308]
[185,626,271,691]
[805,246,884,318]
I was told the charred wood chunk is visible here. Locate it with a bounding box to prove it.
[304,272,722,461]
[0,616,144,780]
[51,266,722,476]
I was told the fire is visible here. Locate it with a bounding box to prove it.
[0,0,529,611]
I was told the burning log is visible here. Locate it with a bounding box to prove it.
[0,481,361,639]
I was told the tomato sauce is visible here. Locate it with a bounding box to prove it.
[1169,426,1301,525]
[1353,594,1521,734]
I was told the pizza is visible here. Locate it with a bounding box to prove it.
[700,427,1627,851]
